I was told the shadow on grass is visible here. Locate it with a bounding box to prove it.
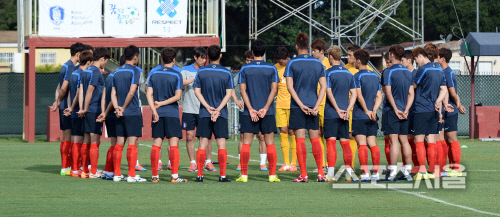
[25,164,61,175]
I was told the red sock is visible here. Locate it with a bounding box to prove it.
[72,143,82,171]
[89,143,100,174]
[408,139,418,168]
[197,149,206,176]
[295,138,307,177]
[415,141,427,173]
[67,142,73,169]
[150,146,160,176]
[105,145,115,172]
[240,144,250,176]
[450,141,461,171]
[218,149,227,177]
[61,141,70,169]
[384,138,391,165]
[369,146,381,173]
[81,143,90,173]
[426,143,436,173]
[170,146,180,175]
[441,140,448,171]
[435,141,442,175]
[113,145,124,176]
[267,144,277,176]
[127,145,137,177]
[310,137,324,176]
[326,139,337,168]
[340,141,352,169]
[358,145,369,174]
[60,141,64,166]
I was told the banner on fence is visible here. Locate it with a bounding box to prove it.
[104,0,146,37]
[38,0,103,37]
[147,0,188,36]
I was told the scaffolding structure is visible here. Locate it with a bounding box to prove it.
[249,0,425,70]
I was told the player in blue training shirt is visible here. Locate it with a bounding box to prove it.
[63,51,94,178]
[285,33,327,183]
[236,39,279,183]
[111,45,146,183]
[146,47,188,183]
[411,47,449,181]
[323,46,357,182]
[78,47,110,179]
[351,49,383,182]
[51,42,85,176]
[381,45,414,182]
[438,48,466,177]
[193,45,233,183]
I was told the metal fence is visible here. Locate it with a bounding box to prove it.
[1,72,499,137]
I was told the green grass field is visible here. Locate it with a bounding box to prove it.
[1,136,499,216]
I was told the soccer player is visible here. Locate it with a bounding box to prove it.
[438,47,466,177]
[381,45,414,181]
[111,45,146,182]
[344,44,374,169]
[351,48,383,182]
[147,47,188,183]
[275,47,297,172]
[236,39,280,183]
[193,45,233,182]
[411,47,448,180]
[77,47,110,179]
[381,51,392,172]
[323,46,357,182]
[311,39,331,171]
[51,42,85,176]
[286,32,327,182]
[402,50,420,174]
[179,47,217,172]
[64,51,94,177]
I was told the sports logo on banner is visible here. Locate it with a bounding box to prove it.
[104,0,146,37]
[147,0,188,36]
[38,0,103,37]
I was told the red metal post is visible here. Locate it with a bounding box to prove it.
[23,46,36,143]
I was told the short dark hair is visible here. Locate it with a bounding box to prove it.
[124,45,140,61]
[347,44,361,52]
[383,51,390,61]
[119,55,126,66]
[439,48,452,63]
[388,45,405,61]
[411,47,430,61]
[70,42,85,56]
[311,39,326,52]
[423,43,438,62]
[403,50,413,60]
[295,33,309,50]
[93,47,110,61]
[274,47,289,60]
[84,44,94,52]
[161,47,177,64]
[79,51,93,65]
[207,45,221,61]
[251,39,266,57]
[193,46,207,58]
[354,49,370,65]
[244,50,254,59]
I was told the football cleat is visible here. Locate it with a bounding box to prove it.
[101,172,107,179]
[260,164,268,171]
[289,164,298,172]
[383,174,399,182]
[269,175,281,183]
[113,175,125,182]
[70,171,80,178]
[219,176,231,182]
[188,162,197,172]
[171,176,188,183]
[80,172,89,179]
[370,174,380,182]
[360,176,371,182]
[449,170,463,177]
[278,164,290,172]
[127,175,147,182]
[236,175,248,183]
[205,162,217,172]
[106,173,114,180]
[236,164,241,171]
[89,173,101,179]
[293,175,308,183]
[152,176,159,183]
[427,173,436,180]
[327,177,336,182]
[413,172,429,181]
[158,162,163,171]
[135,164,147,171]
[317,175,327,182]
[195,176,204,182]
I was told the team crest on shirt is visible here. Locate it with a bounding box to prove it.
[304,55,308,58]
[212,65,216,68]
[257,62,261,65]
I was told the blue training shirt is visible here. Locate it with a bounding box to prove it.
[104,72,116,119]
[382,64,413,112]
[193,63,234,119]
[443,66,458,115]
[353,69,381,120]
[238,60,279,116]
[147,67,184,118]
[81,65,104,113]
[112,64,142,116]
[409,69,418,114]
[413,62,446,113]
[59,60,76,110]
[68,68,83,118]
[284,54,326,109]
[324,65,356,119]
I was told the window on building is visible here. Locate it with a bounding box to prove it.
[477,61,492,75]
[0,52,14,63]
[40,52,56,64]
[449,61,461,74]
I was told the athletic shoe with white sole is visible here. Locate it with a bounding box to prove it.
[127,175,147,182]
[113,175,126,182]
[89,173,101,179]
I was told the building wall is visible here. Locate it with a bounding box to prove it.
[450,49,500,75]
[0,46,71,73]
